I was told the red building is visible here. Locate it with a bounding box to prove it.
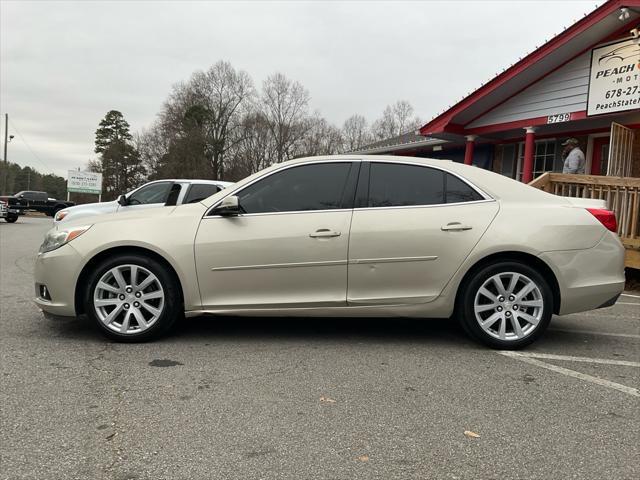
[361,0,640,267]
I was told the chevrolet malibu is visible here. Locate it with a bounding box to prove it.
[34,156,625,348]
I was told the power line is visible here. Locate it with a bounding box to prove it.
[7,118,55,174]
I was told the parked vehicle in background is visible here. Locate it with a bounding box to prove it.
[54,179,233,224]
[35,156,625,348]
[0,191,74,218]
[0,197,22,223]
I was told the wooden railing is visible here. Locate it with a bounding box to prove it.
[530,173,640,268]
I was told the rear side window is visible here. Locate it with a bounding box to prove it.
[445,174,483,203]
[238,163,352,214]
[368,163,444,207]
[184,184,221,204]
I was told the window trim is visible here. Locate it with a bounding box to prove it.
[205,160,359,218]
[204,159,493,218]
[355,160,493,211]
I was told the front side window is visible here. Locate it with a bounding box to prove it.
[127,182,172,205]
[368,163,444,207]
[238,163,352,214]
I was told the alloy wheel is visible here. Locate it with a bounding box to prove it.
[473,272,544,341]
[93,264,165,335]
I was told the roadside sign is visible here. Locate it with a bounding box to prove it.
[67,170,102,194]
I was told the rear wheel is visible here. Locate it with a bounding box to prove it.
[84,254,182,342]
[458,261,553,349]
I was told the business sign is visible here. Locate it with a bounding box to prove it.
[67,170,102,194]
[587,39,640,116]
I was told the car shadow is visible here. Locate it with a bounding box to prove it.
[174,314,473,348]
[41,312,599,350]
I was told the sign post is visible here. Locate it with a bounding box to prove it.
[67,170,103,202]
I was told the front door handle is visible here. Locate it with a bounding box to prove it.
[441,222,473,232]
[309,229,341,238]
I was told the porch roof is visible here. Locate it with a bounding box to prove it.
[419,0,640,140]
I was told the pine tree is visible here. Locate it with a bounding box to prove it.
[94,110,144,199]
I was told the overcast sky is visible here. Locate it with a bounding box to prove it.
[1,0,604,177]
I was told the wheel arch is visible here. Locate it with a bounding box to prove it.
[455,251,561,315]
[74,246,185,315]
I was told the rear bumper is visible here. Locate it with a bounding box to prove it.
[33,244,83,317]
[540,231,626,315]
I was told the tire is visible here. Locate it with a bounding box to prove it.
[457,261,553,349]
[83,254,182,342]
[5,215,18,223]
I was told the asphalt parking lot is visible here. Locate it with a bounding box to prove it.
[1,217,638,480]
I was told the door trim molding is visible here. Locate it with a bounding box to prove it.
[211,259,347,272]
[349,256,438,265]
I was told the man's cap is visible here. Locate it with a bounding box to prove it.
[561,138,579,146]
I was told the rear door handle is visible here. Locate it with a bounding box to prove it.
[441,222,473,232]
[309,229,341,238]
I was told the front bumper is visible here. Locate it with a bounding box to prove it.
[540,231,626,315]
[33,244,84,317]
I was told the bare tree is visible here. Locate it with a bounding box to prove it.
[261,73,311,163]
[152,60,255,180]
[226,110,275,179]
[298,114,343,157]
[342,114,370,152]
[371,100,422,140]
[191,61,255,178]
[135,125,169,180]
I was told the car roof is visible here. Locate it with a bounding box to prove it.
[147,179,233,185]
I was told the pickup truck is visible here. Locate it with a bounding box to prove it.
[0,197,20,223]
[0,191,75,218]
[55,179,232,224]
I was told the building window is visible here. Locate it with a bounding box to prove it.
[515,139,558,181]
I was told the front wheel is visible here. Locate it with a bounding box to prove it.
[5,215,18,223]
[458,261,553,349]
[84,254,182,342]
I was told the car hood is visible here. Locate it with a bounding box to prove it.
[58,201,208,230]
[61,200,118,214]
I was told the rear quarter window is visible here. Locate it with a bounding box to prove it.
[445,174,484,203]
[184,184,222,204]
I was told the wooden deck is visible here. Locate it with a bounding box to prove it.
[530,173,640,269]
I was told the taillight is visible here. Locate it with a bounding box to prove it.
[586,208,617,232]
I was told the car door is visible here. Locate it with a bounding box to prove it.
[119,181,176,213]
[194,161,359,309]
[347,162,499,305]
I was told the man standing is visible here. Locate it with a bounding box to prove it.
[562,138,585,174]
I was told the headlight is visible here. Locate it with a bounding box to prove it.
[55,210,69,221]
[39,225,92,254]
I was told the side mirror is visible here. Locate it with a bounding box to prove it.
[212,195,241,216]
[18,194,24,199]
[117,195,128,206]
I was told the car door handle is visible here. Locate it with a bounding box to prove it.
[309,229,341,238]
[441,222,473,231]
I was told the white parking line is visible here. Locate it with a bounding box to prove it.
[616,302,640,306]
[620,293,640,299]
[498,351,639,397]
[549,328,640,339]
[505,351,640,367]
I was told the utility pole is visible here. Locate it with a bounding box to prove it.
[2,113,7,196]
